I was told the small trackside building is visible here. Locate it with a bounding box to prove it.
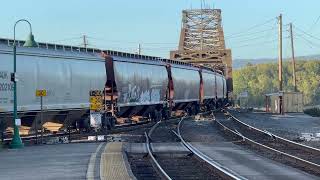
[265,92,303,113]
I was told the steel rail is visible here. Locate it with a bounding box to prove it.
[215,116,320,175]
[225,110,320,156]
[2,115,187,144]
[176,117,247,180]
[144,131,172,180]
[143,114,208,180]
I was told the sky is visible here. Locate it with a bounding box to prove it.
[1,0,320,60]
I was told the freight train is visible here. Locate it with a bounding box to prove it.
[0,38,228,134]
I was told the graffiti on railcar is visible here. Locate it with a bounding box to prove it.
[0,71,13,106]
[0,71,13,92]
[121,83,164,104]
[114,61,168,105]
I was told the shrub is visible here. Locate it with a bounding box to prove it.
[304,107,320,117]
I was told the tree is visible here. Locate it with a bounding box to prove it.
[233,60,320,107]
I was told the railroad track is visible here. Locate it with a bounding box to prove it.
[16,113,210,145]
[176,117,247,180]
[2,119,156,145]
[215,110,320,176]
[142,115,245,180]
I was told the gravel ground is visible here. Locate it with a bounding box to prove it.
[216,113,320,164]
[215,112,320,177]
[108,122,157,143]
[230,111,320,148]
[181,117,319,179]
[147,119,223,180]
[150,120,180,143]
[181,118,236,142]
[156,155,222,180]
[127,154,161,180]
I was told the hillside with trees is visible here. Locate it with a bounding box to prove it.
[233,60,320,107]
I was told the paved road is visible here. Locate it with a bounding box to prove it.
[0,143,102,180]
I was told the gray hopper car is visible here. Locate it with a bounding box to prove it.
[0,42,227,135]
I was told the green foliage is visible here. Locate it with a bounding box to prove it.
[233,60,320,107]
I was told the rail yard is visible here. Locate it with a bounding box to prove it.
[2,112,320,179]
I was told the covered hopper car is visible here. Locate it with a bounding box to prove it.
[0,39,227,134]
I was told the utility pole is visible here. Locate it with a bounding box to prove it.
[289,23,297,92]
[83,35,88,49]
[138,44,141,55]
[278,14,284,115]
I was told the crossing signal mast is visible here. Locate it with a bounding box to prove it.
[170,2,233,96]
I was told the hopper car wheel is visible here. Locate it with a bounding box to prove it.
[162,109,169,120]
[186,107,191,116]
[0,119,7,142]
[153,110,162,122]
[107,117,116,130]
[215,101,219,109]
[83,117,90,133]
[187,107,194,116]
[195,104,200,114]
[217,100,222,109]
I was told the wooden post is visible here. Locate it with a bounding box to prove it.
[278,14,284,115]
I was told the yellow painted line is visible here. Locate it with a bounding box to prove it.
[86,143,104,180]
[100,142,132,180]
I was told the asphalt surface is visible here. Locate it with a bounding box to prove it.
[0,143,102,180]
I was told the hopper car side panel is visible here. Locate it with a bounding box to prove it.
[109,57,169,119]
[170,66,201,114]
[201,70,217,109]
[171,67,200,103]
[113,60,168,107]
[0,53,13,112]
[0,47,106,132]
[20,54,105,111]
[202,71,216,99]
[223,78,227,99]
[0,48,106,113]
[216,75,224,99]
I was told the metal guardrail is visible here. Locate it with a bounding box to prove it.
[176,117,247,180]
[144,132,172,180]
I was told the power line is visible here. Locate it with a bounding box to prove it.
[230,38,278,49]
[225,17,277,38]
[50,36,82,43]
[294,25,320,42]
[295,36,316,49]
[229,30,277,44]
[87,36,177,45]
[309,15,320,32]
[226,27,277,40]
[285,31,292,58]
[295,32,320,48]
